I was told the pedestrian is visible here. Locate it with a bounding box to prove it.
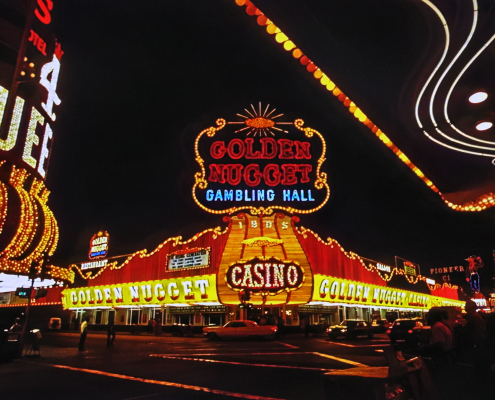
[147,318,154,334]
[426,308,454,372]
[463,300,489,381]
[464,300,486,347]
[78,316,88,351]
[9,317,22,333]
[107,319,116,346]
[73,316,79,331]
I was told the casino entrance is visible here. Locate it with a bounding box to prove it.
[244,305,290,327]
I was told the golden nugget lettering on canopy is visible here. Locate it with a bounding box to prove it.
[62,275,218,308]
[314,275,463,310]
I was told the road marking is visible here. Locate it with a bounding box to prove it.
[151,355,334,372]
[316,339,389,348]
[192,347,291,351]
[275,342,299,349]
[45,363,285,400]
[312,352,368,367]
[150,352,309,357]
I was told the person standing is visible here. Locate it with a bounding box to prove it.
[78,316,88,351]
[9,317,22,333]
[464,300,488,381]
[428,309,453,365]
[107,319,116,346]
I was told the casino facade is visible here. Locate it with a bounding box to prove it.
[61,109,463,329]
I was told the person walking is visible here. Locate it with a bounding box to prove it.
[78,316,88,351]
[107,319,116,346]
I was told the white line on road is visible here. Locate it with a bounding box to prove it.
[150,352,310,357]
[312,352,368,367]
[44,363,286,400]
[150,351,366,368]
[316,339,389,348]
[275,342,299,349]
[153,355,334,372]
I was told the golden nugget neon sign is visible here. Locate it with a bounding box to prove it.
[314,275,464,310]
[62,275,218,308]
[193,104,330,215]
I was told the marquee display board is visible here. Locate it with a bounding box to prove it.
[193,104,330,215]
[167,248,210,271]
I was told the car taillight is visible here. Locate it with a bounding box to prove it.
[408,330,413,334]
[386,330,391,334]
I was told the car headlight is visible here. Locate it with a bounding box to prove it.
[327,328,332,332]
[341,329,347,332]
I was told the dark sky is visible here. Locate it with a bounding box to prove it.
[46,1,495,292]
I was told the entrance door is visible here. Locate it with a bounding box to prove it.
[130,309,140,325]
[94,310,102,324]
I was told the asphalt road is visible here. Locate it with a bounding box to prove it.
[0,331,489,400]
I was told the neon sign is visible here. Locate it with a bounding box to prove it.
[88,231,109,260]
[193,104,329,215]
[81,259,108,271]
[0,0,62,181]
[62,275,218,308]
[314,275,464,310]
[396,257,420,280]
[226,257,305,295]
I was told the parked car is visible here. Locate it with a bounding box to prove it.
[203,320,277,340]
[326,319,375,340]
[371,319,391,334]
[386,318,430,345]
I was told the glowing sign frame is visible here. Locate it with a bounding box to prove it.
[225,256,305,296]
[167,247,211,271]
[193,117,329,215]
[88,231,110,260]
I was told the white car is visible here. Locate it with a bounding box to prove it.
[203,320,277,340]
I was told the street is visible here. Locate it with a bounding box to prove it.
[0,331,488,400]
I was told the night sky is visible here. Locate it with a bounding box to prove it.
[44,1,495,293]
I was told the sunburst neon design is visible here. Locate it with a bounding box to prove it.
[228,102,291,136]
